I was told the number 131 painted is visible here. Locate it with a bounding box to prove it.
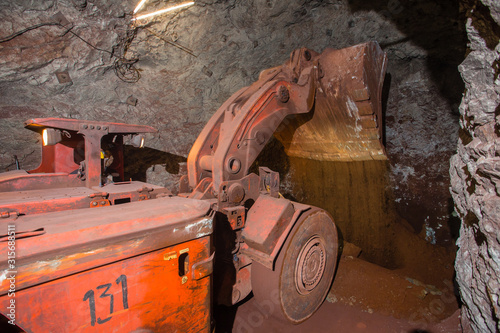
[83,274,129,326]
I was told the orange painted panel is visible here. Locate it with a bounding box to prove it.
[0,236,211,333]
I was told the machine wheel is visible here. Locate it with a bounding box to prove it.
[251,208,338,324]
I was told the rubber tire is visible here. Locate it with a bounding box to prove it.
[251,207,338,324]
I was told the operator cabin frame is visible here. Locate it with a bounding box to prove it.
[0,118,170,215]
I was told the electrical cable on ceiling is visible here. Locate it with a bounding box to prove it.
[0,22,62,43]
[64,26,114,56]
[0,21,141,83]
[1,1,198,83]
[143,27,196,57]
[114,27,141,83]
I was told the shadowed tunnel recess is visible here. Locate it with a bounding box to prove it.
[123,146,187,183]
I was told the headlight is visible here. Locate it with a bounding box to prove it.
[131,134,145,148]
[42,128,62,146]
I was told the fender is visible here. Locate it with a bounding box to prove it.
[240,195,311,270]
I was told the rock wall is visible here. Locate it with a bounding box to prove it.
[450,0,500,331]
[0,0,464,265]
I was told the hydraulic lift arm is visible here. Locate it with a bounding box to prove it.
[187,41,387,198]
[187,47,319,193]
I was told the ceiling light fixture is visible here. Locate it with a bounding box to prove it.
[133,0,148,14]
[132,2,195,21]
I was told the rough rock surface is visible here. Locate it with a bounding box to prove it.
[0,1,463,262]
[450,0,500,331]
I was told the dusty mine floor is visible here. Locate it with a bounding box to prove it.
[215,254,462,333]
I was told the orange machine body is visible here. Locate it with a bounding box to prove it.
[0,196,213,332]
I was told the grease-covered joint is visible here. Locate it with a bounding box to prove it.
[199,155,213,171]
[278,85,290,103]
[226,157,241,174]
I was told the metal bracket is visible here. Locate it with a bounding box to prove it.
[51,11,70,26]
[179,175,191,195]
[0,209,20,220]
[222,206,246,230]
[192,253,215,280]
[55,71,72,84]
[259,167,280,198]
[218,173,260,211]
[88,192,111,208]
[0,228,46,242]
[188,178,214,200]
[137,186,154,201]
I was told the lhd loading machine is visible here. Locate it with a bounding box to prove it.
[0,41,387,332]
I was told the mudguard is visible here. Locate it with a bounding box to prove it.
[240,195,311,270]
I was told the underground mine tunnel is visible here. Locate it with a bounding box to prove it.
[0,0,499,332]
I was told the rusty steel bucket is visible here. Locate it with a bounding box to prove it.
[274,42,388,162]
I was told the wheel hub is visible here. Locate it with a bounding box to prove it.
[295,235,326,295]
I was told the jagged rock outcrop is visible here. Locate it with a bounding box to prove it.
[450,0,500,331]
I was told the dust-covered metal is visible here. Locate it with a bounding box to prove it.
[251,208,339,324]
[275,42,387,161]
[0,197,213,332]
